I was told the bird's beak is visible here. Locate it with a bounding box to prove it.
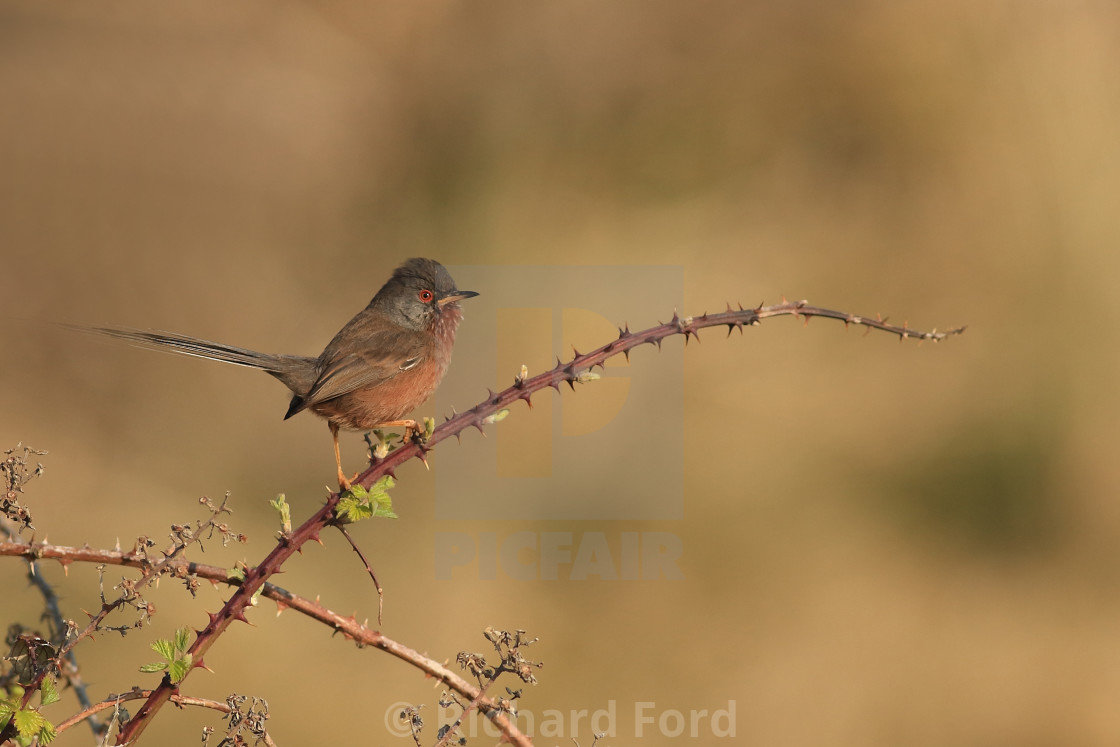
[437,290,480,307]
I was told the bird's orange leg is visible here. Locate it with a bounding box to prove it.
[330,422,353,491]
[335,420,426,490]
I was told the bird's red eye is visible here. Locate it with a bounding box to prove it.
[418,289,434,303]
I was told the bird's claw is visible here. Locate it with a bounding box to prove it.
[403,418,433,445]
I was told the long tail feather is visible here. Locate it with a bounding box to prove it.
[82,326,282,370]
[69,325,319,396]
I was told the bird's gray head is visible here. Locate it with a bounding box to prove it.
[373,258,479,330]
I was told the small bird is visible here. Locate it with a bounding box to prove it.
[88,258,478,490]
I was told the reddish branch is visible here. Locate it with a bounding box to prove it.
[72,299,959,745]
[53,689,268,742]
[0,540,516,742]
[360,299,965,485]
[0,499,236,744]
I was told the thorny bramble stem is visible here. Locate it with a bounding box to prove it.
[114,300,962,744]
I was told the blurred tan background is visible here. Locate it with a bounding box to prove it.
[3,1,1120,745]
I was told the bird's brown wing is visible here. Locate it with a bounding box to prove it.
[286,342,426,418]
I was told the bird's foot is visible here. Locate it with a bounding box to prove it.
[406,417,436,444]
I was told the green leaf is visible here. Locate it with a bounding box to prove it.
[335,476,397,522]
[270,494,292,534]
[481,408,510,425]
[336,495,372,523]
[371,475,396,493]
[37,720,57,745]
[370,492,397,519]
[368,476,397,519]
[228,566,246,582]
[38,676,59,707]
[168,653,192,684]
[139,662,168,673]
[173,626,190,653]
[13,708,45,738]
[150,638,175,661]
